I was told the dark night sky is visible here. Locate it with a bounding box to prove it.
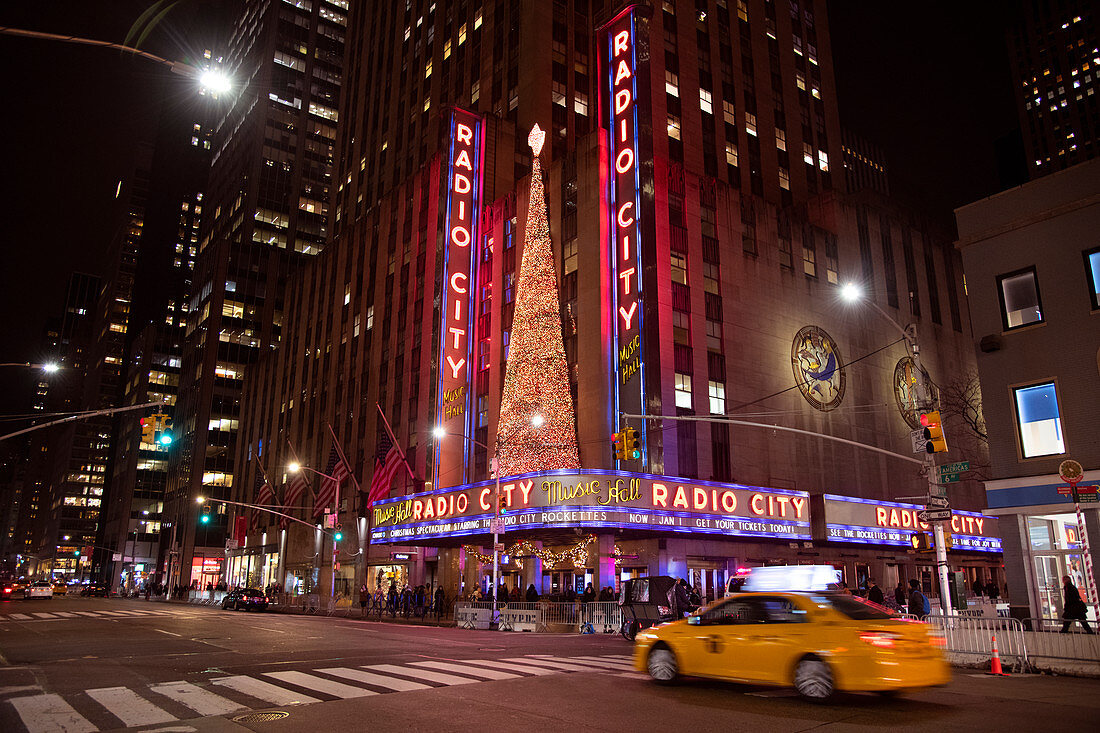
[0,1,1022,413]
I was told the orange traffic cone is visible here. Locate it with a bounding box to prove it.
[987,634,1010,676]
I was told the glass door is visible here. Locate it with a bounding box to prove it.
[1033,555,1061,621]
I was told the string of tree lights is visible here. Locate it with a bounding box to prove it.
[496,124,580,477]
[462,534,596,569]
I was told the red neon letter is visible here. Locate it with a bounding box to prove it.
[613,30,630,56]
[720,491,737,512]
[446,355,466,379]
[619,267,635,295]
[616,148,634,174]
[615,60,631,86]
[456,123,473,145]
[448,327,465,349]
[619,301,637,329]
[454,173,471,194]
[450,272,468,294]
[479,488,491,511]
[617,201,635,227]
[652,483,668,507]
[455,149,473,170]
[615,89,632,114]
[750,494,766,515]
[451,225,470,247]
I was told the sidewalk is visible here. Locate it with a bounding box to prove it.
[158,593,457,627]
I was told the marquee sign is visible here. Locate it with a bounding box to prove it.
[822,494,1001,552]
[434,107,485,488]
[370,470,811,543]
[600,5,652,466]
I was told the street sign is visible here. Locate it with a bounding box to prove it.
[323,512,337,529]
[112,553,122,561]
[910,429,926,454]
[918,509,952,522]
[494,542,505,552]
[489,518,505,534]
[225,539,239,550]
[929,484,948,499]
[936,473,960,484]
[927,496,950,509]
[937,461,970,475]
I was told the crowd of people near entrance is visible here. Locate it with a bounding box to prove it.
[358,582,448,619]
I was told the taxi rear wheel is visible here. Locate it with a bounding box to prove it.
[793,657,834,701]
[647,646,678,684]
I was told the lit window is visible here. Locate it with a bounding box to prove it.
[723,100,735,126]
[779,167,790,190]
[1083,246,1100,309]
[424,59,432,78]
[796,71,806,91]
[670,251,687,284]
[667,115,681,140]
[745,112,757,136]
[665,71,679,97]
[344,285,351,305]
[459,23,467,44]
[474,9,483,29]
[1013,382,1065,458]
[444,39,452,59]
[997,267,1044,329]
[803,143,814,165]
[708,381,726,414]
[471,80,480,103]
[775,128,786,151]
[574,92,588,116]
[725,142,738,166]
[817,150,829,171]
[366,305,374,330]
[699,88,713,113]
[675,373,693,409]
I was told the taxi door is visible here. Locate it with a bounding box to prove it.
[734,595,812,684]
[680,597,759,680]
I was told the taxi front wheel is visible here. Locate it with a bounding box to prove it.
[646,647,679,684]
[793,657,834,702]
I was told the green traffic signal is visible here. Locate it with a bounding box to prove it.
[334,531,343,541]
[158,432,174,445]
[200,514,210,524]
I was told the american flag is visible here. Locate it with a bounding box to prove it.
[368,425,402,505]
[282,469,309,528]
[250,473,275,531]
[312,444,349,518]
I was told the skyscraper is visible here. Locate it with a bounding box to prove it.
[164,0,345,589]
[1008,0,1100,178]
[232,0,998,600]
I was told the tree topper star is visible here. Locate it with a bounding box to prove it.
[528,123,545,157]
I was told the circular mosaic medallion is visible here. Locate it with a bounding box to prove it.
[791,325,846,411]
[892,357,938,429]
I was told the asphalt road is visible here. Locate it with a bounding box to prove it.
[1,596,1098,732]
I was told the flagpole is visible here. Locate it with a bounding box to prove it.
[376,403,417,482]
[286,438,320,595]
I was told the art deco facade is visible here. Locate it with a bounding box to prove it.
[232,0,998,601]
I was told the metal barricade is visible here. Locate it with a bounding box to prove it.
[580,602,622,634]
[1014,617,1100,675]
[924,613,1030,671]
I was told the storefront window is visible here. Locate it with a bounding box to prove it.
[1026,512,1096,621]
[1013,381,1065,458]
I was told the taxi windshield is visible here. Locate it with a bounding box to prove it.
[815,593,895,620]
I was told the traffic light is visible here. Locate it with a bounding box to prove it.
[333,524,343,542]
[157,416,174,446]
[498,493,508,514]
[611,430,626,461]
[140,416,156,444]
[910,532,933,552]
[200,504,212,524]
[624,427,641,460]
[73,549,80,557]
[920,411,947,453]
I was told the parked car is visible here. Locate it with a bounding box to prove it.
[80,584,111,598]
[222,588,269,612]
[1,582,16,600]
[24,581,54,600]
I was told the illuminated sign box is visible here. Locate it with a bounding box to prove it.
[822,494,1001,553]
[370,470,810,543]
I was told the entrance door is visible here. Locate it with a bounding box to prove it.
[1033,555,1061,620]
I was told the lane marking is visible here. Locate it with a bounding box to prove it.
[155,629,182,637]
[317,667,431,692]
[409,660,519,680]
[263,671,377,699]
[7,613,32,620]
[32,613,58,619]
[211,676,321,705]
[87,686,177,727]
[149,681,246,716]
[8,693,97,733]
[553,657,633,670]
[363,664,477,686]
[503,657,600,672]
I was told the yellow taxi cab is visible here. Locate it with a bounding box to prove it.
[634,566,949,701]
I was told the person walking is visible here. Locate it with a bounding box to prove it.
[908,579,931,620]
[359,583,368,613]
[1061,576,1095,634]
[867,579,884,605]
[894,582,907,606]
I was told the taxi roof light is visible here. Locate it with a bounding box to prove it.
[741,565,842,593]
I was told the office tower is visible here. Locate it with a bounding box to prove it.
[233,1,998,600]
[1008,0,1100,177]
[165,0,345,589]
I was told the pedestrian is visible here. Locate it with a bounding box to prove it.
[987,582,1000,601]
[908,579,931,620]
[671,578,691,617]
[359,583,368,610]
[525,583,539,602]
[972,578,984,597]
[867,579,884,605]
[597,585,612,602]
[1060,576,1095,634]
[894,582,907,606]
[582,583,595,604]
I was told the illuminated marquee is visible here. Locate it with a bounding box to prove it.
[601,6,651,465]
[822,494,1001,553]
[370,470,811,543]
[435,108,485,487]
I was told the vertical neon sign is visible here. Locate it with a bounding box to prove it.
[435,108,484,488]
[602,7,648,467]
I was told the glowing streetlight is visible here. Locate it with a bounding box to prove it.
[199,68,232,94]
[288,461,302,473]
[840,282,862,302]
[195,496,205,504]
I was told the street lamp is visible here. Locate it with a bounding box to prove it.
[0,362,60,372]
[287,463,343,599]
[433,413,544,625]
[842,283,953,616]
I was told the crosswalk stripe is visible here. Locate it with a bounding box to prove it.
[263,671,377,699]
[95,611,127,617]
[73,612,100,617]
[458,659,559,676]
[8,693,97,733]
[409,661,519,680]
[501,657,599,672]
[212,675,321,705]
[86,686,177,727]
[52,612,77,618]
[318,667,431,692]
[574,655,633,662]
[8,613,32,620]
[32,612,58,618]
[149,681,246,716]
[363,664,477,686]
[555,657,632,670]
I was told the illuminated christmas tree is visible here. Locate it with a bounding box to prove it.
[496,124,581,476]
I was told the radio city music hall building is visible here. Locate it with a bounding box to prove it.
[230,1,1002,601]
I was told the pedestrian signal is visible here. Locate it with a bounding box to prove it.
[910,533,933,552]
[611,430,626,461]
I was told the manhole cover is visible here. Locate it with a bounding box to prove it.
[233,711,290,723]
